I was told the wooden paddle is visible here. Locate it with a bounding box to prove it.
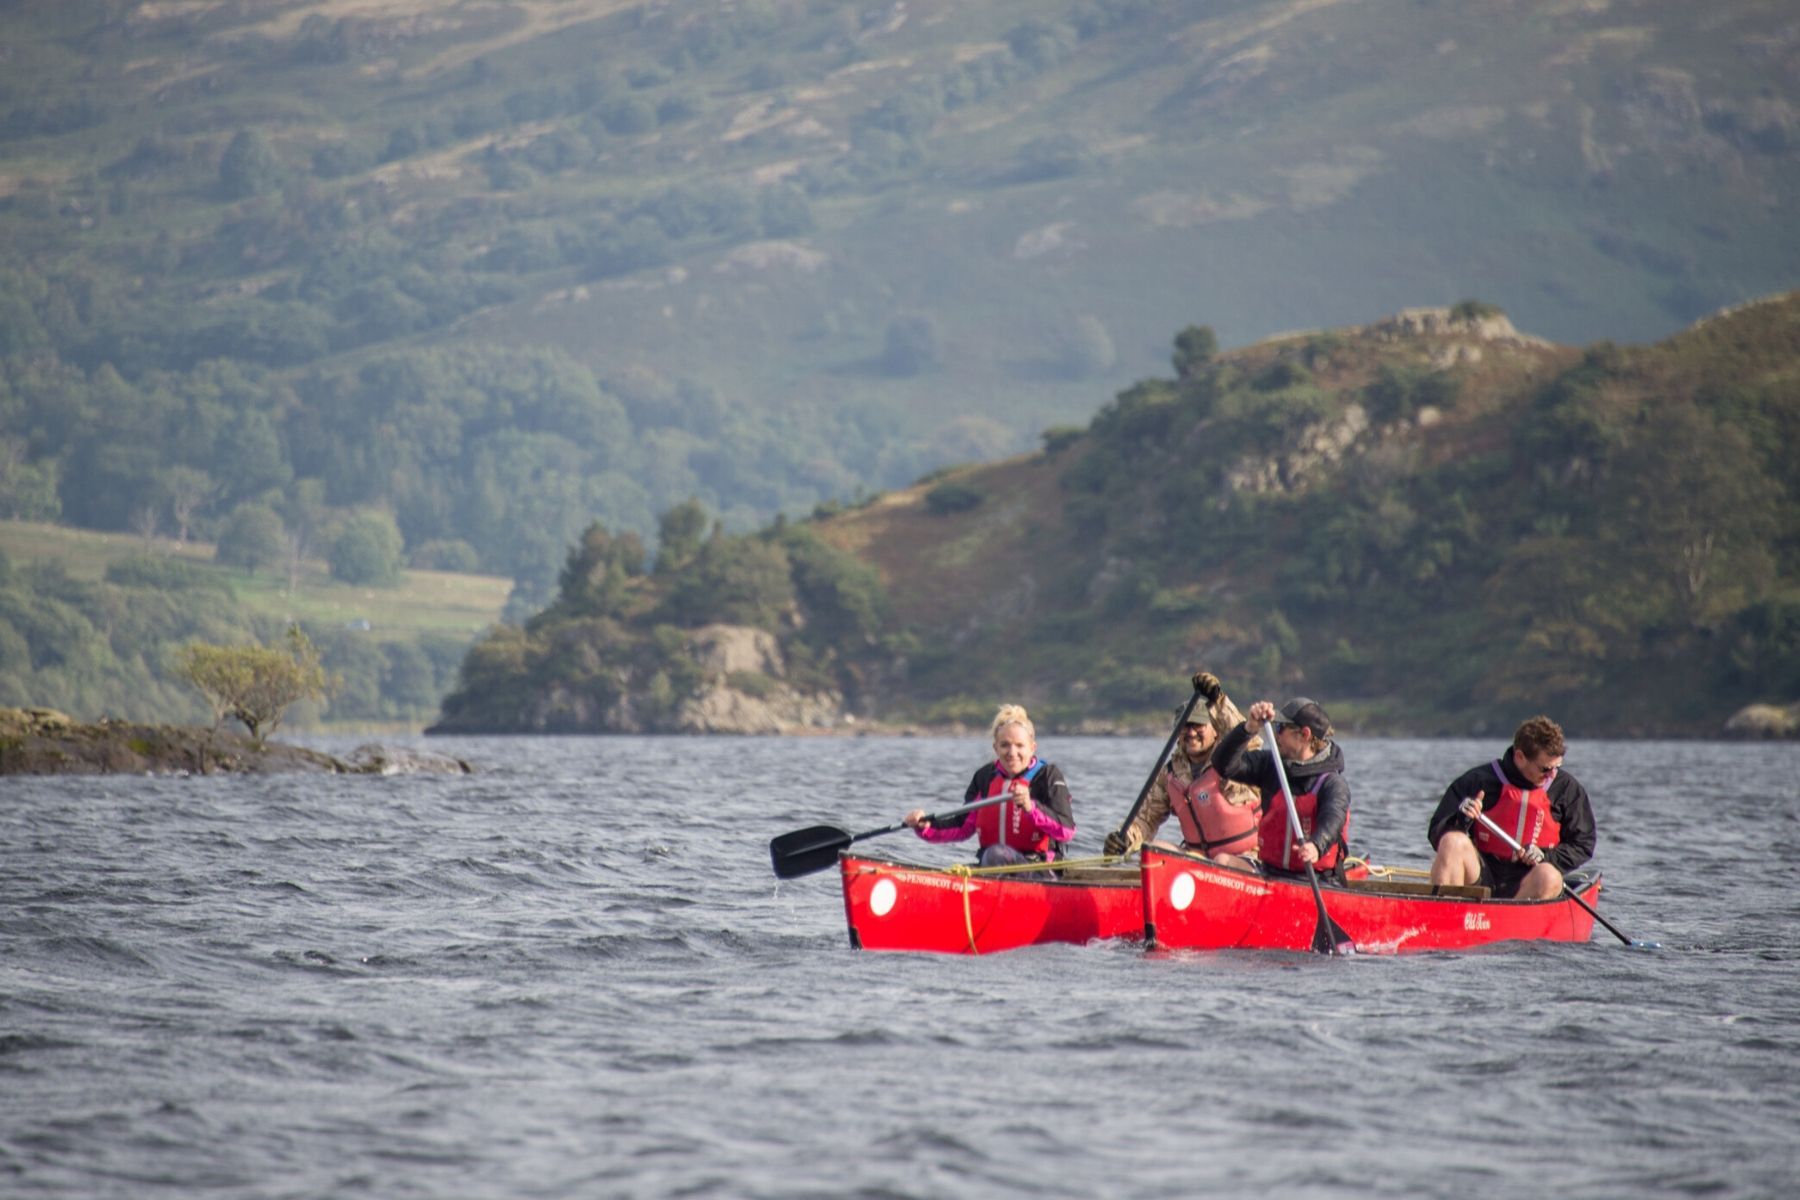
[1264,720,1355,955]
[769,794,1012,880]
[1471,810,1658,949]
[1106,682,1207,856]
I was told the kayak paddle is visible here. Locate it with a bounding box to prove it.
[769,794,1012,880]
[1264,720,1355,955]
[1107,682,1207,855]
[1471,810,1658,949]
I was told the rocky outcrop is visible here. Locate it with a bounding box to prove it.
[674,624,847,733]
[343,743,473,774]
[1224,403,1371,496]
[1723,703,1800,739]
[1364,306,1553,348]
[0,707,475,775]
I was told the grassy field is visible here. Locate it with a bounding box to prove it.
[0,519,510,643]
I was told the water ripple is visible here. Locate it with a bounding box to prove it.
[0,735,1796,1198]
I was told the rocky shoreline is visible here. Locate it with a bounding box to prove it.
[0,708,473,776]
[4,698,1788,776]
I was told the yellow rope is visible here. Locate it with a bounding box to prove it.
[950,854,1115,876]
[939,855,1134,952]
[1346,855,1432,880]
[946,864,979,954]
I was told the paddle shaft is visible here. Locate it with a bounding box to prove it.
[1470,810,1642,947]
[1263,720,1349,955]
[1111,685,1207,844]
[875,792,1013,841]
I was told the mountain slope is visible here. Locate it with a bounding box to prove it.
[432,292,1800,737]
[3,0,1797,582]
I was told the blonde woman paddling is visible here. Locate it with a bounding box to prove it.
[903,704,1076,875]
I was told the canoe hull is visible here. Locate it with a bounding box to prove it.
[840,853,1142,954]
[1140,846,1600,954]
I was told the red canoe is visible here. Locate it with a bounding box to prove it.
[1140,845,1601,953]
[839,852,1142,953]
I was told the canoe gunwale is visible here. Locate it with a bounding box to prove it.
[840,852,1139,889]
[1140,845,1603,953]
[1144,844,1602,907]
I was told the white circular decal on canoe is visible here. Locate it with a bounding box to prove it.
[1170,871,1197,912]
[869,877,898,917]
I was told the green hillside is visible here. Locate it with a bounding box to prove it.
[0,520,507,726]
[431,294,1800,737]
[3,0,1797,590]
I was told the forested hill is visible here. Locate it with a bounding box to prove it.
[3,0,1800,614]
[431,294,1800,739]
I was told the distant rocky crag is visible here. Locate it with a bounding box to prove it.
[0,707,473,776]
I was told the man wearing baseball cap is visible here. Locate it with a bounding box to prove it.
[1210,691,1352,876]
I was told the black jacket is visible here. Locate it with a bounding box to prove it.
[1212,724,1350,860]
[1427,752,1596,875]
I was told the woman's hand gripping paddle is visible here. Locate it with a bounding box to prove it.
[768,794,1011,880]
[1471,810,1658,949]
[1264,721,1355,956]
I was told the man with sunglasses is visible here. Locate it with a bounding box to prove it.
[1427,715,1596,900]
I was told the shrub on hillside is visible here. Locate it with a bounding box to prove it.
[1450,298,1505,322]
[658,535,795,629]
[1365,365,1462,424]
[1253,358,1312,392]
[782,527,886,644]
[924,481,984,515]
[329,511,405,586]
[218,130,282,199]
[1096,664,1173,712]
[215,504,287,575]
[1172,325,1219,380]
[408,539,481,573]
[104,555,235,596]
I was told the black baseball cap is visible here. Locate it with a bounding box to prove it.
[1275,697,1332,739]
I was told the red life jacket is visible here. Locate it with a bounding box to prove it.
[974,760,1054,859]
[1257,769,1347,872]
[1473,759,1561,858]
[1167,762,1259,856]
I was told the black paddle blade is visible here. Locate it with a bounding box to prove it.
[769,824,853,879]
[1313,917,1357,956]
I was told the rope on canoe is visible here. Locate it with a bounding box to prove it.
[950,854,1115,874]
[940,855,1122,952]
[1348,856,1431,880]
[946,864,979,955]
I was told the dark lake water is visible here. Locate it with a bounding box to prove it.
[3,734,1798,1198]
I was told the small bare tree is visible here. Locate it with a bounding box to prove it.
[282,527,310,596]
[129,504,160,550]
[173,626,337,746]
[160,467,213,545]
